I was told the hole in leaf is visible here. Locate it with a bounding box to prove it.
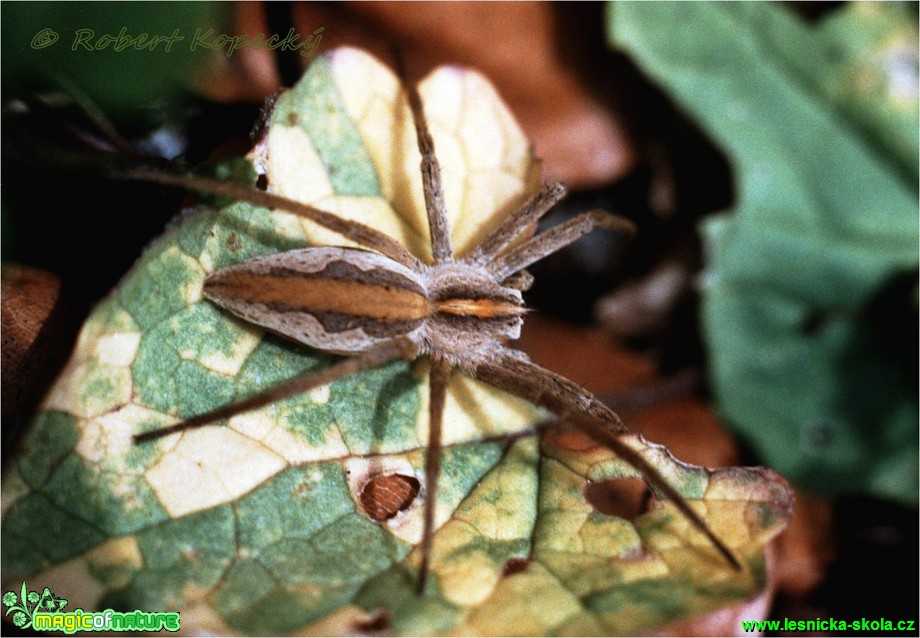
[584,478,654,522]
[360,474,420,522]
[255,173,269,190]
[353,609,390,634]
[502,557,530,577]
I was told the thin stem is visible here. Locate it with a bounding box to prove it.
[53,73,136,156]
[417,356,451,593]
[134,338,418,443]
[488,210,635,282]
[122,169,422,271]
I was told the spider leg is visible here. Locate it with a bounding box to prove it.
[469,348,742,571]
[463,182,567,266]
[134,337,419,444]
[122,169,422,271]
[489,210,636,283]
[502,269,534,292]
[417,356,451,593]
[399,65,453,263]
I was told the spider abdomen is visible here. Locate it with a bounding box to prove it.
[203,247,524,359]
[203,246,430,354]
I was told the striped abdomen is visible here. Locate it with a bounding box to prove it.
[204,247,525,356]
[204,247,431,353]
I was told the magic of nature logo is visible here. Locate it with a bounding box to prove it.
[3,582,180,634]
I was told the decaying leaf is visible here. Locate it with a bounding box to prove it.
[1,48,790,635]
[1,265,71,450]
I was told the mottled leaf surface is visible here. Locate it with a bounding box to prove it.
[609,2,919,503]
[2,48,790,635]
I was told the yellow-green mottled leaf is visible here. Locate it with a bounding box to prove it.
[2,48,791,635]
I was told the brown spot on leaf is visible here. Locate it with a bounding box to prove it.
[360,474,420,522]
[502,557,530,576]
[292,478,313,500]
[227,232,243,252]
[584,478,654,522]
[353,609,390,634]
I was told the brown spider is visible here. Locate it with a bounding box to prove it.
[129,58,739,593]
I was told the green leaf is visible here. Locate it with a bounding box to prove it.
[2,48,791,634]
[817,2,919,182]
[609,2,918,503]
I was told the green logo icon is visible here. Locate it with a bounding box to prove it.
[3,582,68,629]
[3,582,179,633]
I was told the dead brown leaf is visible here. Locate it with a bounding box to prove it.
[192,3,636,188]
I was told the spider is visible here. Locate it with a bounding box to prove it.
[129,57,739,593]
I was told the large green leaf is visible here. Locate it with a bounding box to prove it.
[609,2,918,503]
[2,48,791,635]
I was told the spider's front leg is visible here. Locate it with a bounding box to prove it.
[123,169,422,270]
[468,347,742,571]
